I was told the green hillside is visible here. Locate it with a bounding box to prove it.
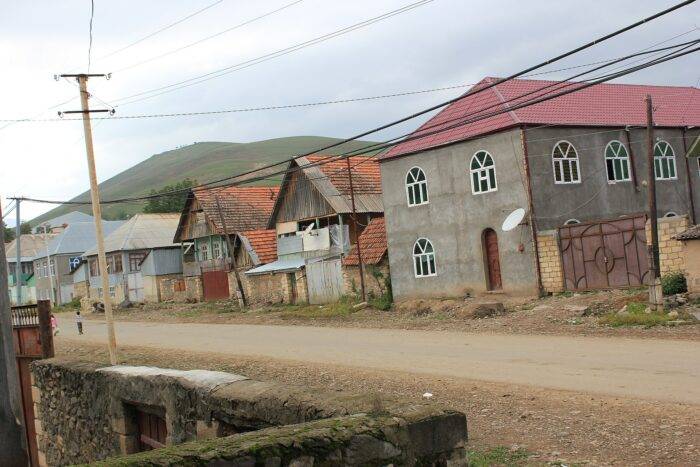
[33,136,379,224]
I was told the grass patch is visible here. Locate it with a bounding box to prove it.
[598,301,671,328]
[52,297,82,314]
[467,446,531,466]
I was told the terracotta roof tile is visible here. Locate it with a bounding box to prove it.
[384,77,700,159]
[240,229,277,264]
[305,155,382,196]
[195,186,279,233]
[675,224,700,241]
[343,217,387,266]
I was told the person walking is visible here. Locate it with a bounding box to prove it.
[50,313,59,336]
[76,310,83,335]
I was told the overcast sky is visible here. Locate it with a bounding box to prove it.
[2,0,699,222]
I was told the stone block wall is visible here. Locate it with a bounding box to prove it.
[646,216,689,275]
[178,275,203,301]
[235,270,309,306]
[73,281,89,300]
[342,259,391,299]
[536,233,564,294]
[31,359,467,466]
[681,239,700,295]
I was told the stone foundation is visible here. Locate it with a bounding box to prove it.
[647,216,689,275]
[342,260,391,299]
[31,359,467,466]
[236,270,308,306]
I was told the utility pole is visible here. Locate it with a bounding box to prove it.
[646,95,662,310]
[60,73,118,364]
[0,204,29,466]
[215,195,246,308]
[345,157,366,302]
[42,223,57,306]
[14,198,21,305]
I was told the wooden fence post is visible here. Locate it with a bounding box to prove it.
[37,300,54,359]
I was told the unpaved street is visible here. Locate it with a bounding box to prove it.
[57,317,700,405]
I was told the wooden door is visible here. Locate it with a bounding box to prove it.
[483,229,502,290]
[135,410,167,451]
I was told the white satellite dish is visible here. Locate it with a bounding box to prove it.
[502,208,526,232]
[304,223,315,233]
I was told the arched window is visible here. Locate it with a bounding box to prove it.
[405,167,428,206]
[552,141,580,184]
[470,150,497,194]
[604,140,631,182]
[413,238,436,277]
[564,218,580,225]
[653,140,677,180]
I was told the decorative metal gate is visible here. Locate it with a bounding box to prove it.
[11,301,54,466]
[202,270,230,301]
[306,258,344,304]
[558,214,650,291]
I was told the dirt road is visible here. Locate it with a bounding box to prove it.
[58,317,700,405]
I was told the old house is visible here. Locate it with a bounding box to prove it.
[243,155,384,304]
[379,78,700,300]
[33,220,124,305]
[172,186,279,301]
[5,234,54,305]
[83,214,182,303]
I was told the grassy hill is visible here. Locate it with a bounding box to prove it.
[32,136,379,224]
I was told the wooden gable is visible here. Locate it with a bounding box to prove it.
[174,196,217,242]
[270,167,336,225]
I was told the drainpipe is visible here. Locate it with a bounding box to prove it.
[520,127,544,296]
[682,127,696,224]
[624,126,640,192]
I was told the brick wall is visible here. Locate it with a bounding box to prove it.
[342,259,390,299]
[536,233,564,293]
[646,216,689,275]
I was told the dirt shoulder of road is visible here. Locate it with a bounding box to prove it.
[56,340,700,466]
[75,289,700,340]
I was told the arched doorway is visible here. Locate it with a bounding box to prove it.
[482,228,502,290]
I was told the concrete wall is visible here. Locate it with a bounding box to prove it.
[380,128,538,300]
[525,126,699,231]
[681,239,700,295]
[31,359,467,466]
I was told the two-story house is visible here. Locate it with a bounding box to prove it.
[173,186,279,301]
[379,77,700,300]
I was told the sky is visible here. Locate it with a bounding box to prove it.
[1,0,699,223]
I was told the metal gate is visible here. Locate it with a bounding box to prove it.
[11,301,54,467]
[306,258,344,304]
[202,270,230,301]
[558,214,650,291]
[127,273,144,302]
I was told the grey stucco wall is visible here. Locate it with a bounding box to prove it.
[525,126,699,230]
[380,128,539,300]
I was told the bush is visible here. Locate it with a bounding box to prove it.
[661,272,687,296]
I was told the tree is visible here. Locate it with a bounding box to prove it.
[2,221,30,242]
[143,178,196,214]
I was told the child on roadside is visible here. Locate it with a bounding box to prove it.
[76,310,83,335]
[50,313,59,336]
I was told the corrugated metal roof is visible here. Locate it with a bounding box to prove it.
[84,214,181,256]
[245,257,305,275]
[384,77,700,159]
[34,221,124,259]
[41,211,94,229]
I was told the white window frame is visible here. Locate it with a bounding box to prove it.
[653,140,677,180]
[604,140,631,183]
[412,237,436,278]
[405,166,429,207]
[564,218,581,225]
[552,140,581,184]
[470,150,498,194]
[663,211,678,218]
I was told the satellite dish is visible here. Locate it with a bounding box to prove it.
[304,223,315,233]
[502,208,526,232]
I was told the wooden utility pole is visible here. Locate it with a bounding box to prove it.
[645,95,663,309]
[61,73,118,364]
[0,205,29,466]
[345,157,366,302]
[14,198,21,305]
[215,195,246,308]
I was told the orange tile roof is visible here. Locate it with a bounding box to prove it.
[343,217,387,266]
[240,229,277,265]
[304,155,381,196]
[194,186,279,233]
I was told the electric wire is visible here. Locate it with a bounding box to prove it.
[87,0,95,72]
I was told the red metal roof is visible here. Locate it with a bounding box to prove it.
[305,155,382,195]
[343,216,387,266]
[240,229,278,264]
[383,77,700,159]
[194,186,280,234]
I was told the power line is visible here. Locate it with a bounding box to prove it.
[18,42,699,208]
[113,0,305,74]
[110,0,435,106]
[87,0,95,72]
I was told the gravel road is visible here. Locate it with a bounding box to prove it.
[57,317,700,405]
